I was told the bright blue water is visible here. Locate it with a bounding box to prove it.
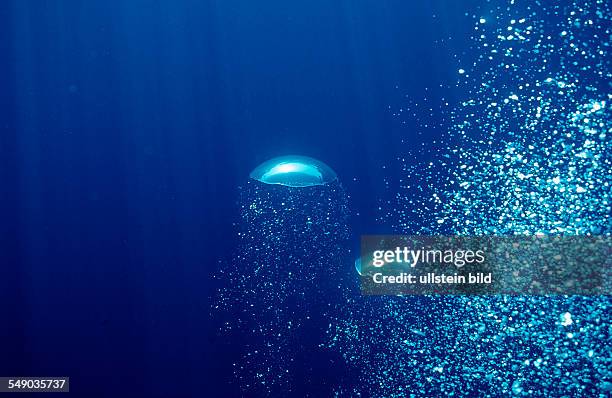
[0,0,608,397]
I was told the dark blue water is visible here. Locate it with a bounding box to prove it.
[2,1,609,397]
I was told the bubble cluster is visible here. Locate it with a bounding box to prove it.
[329,296,610,397]
[217,1,610,396]
[326,0,611,396]
[214,180,354,396]
[385,0,611,236]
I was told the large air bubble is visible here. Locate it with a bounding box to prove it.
[249,155,338,187]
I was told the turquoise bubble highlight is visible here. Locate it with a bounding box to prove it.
[249,155,338,187]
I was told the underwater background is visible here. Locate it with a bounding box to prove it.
[1,0,610,397]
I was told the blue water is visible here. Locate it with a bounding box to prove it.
[1,0,609,397]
